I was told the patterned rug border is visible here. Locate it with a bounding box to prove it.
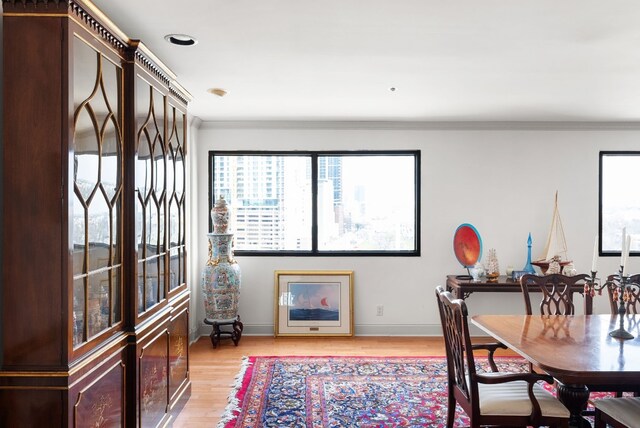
[217,355,525,428]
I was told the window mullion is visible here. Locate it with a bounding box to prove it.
[311,153,319,253]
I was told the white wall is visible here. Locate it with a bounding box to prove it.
[189,121,640,339]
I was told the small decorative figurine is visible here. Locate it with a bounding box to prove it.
[469,262,485,282]
[547,255,562,274]
[485,248,500,282]
[562,262,577,276]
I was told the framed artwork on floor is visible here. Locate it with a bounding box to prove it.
[274,270,354,337]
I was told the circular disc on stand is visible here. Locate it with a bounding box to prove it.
[453,223,483,278]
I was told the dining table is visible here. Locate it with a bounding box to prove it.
[471,314,640,427]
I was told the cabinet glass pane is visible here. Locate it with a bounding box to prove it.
[87,192,110,271]
[73,278,85,347]
[74,134,99,201]
[137,200,145,258]
[102,124,120,201]
[72,193,86,276]
[166,148,175,198]
[137,139,152,201]
[137,261,145,313]
[73,40,98,106]
[153,140,165,198]
[169,248,179,290]
[147,202,158,254]
[111,267,121,324]
[145,257,159,309]
[158,254,166,301]
[100,57,120,121]
[169,201,179,248]
[111,206,120,262]
[179,250,185,284]
[87,270,110,338]
[159,200,165,253]
[175,150,184,198]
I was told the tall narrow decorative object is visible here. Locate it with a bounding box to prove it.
[522,233,536,274]
[201,196,243,347]
[485,248,500,282]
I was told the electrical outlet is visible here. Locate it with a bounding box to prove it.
[376,305,384,316]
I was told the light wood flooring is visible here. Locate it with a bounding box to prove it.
[172,335,516,427]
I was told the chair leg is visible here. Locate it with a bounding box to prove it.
[594,408,605,428]
[446,390,455,428]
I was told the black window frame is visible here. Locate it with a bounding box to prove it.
[599,150,639,258]
[208,150,421,257]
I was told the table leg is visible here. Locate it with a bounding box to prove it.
[555,382,591,427]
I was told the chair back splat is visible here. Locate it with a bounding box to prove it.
[519,273,590,315]
[606,273,640,315]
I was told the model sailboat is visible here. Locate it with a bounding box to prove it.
[532,191,572,273]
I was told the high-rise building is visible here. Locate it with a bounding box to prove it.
[213,155,311,251]
[318,156,342,206]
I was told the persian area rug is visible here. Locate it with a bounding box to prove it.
[218,355,536,428]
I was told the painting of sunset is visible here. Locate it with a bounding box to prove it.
[288,282,340,321]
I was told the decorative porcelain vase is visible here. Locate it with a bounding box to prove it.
[469,262,485,282]
[201,196,241,322]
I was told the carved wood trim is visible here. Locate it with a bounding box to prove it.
[169,86,191,106]
[134,49,172,88]
[3,1,128,56]
[3,0,66,8]
[70,1,127,53]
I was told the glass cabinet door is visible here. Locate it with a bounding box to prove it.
[135,75,167,314]
[72,36,123,347]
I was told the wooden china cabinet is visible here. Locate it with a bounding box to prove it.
[1,1,191,426]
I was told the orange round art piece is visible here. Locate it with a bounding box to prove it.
[453,224,483,268]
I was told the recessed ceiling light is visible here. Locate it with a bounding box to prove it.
[207,88,228,97]
[164,34,198,46]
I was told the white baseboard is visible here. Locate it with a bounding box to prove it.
[191,323,491,340]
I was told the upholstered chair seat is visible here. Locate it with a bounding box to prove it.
[475,374,570,418]
[594,397,640,428]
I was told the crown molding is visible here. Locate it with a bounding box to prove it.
[197,120,640,131]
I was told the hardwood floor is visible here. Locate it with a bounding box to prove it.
[172,335,515,427]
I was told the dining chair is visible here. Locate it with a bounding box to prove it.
[594,397,640,428]
[519,273,590,315]
[435,286,570,428]
[606,274,640,315]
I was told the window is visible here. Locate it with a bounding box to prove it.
[209,151,420,256]
[599,152,640,256]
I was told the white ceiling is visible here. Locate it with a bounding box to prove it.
[92,0,640,122]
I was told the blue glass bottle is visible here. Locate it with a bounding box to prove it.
[522,233,536,274]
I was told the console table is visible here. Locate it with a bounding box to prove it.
[445,275,593,314]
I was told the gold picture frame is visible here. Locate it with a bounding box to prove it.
[274,270,354,337]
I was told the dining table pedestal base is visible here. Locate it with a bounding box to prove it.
[556,382,590,427]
